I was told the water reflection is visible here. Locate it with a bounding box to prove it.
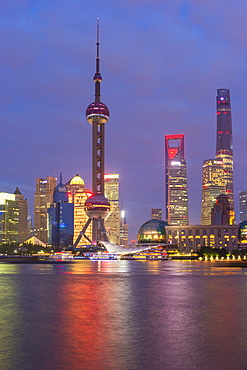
[1,261,247,369]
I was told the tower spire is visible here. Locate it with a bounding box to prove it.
[94,18,102,102]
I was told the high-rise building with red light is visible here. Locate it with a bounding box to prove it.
[215,89,234,223]
[165,134,188,225]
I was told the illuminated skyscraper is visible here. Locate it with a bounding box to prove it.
[0,192,18,243]
[104,174,120,245]
[165,134,188,225]
[215,89,234,222]
[66,174,92,245]
[120,209,129,248]
[14,187,28,243]
[201,159,225,225]
[34,176,56,243]
[48,175,74,249]
[239,191,247,222]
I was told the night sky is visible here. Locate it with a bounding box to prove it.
[1,0,247,241]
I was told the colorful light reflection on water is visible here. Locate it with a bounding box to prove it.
[1,261,247,370]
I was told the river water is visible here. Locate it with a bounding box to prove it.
[0,260,247,370]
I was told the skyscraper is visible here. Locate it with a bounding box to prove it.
[201,159,225,225]
[165,134,188,225]
[66,174,92,246]
[104,174,120,245]
[34,176,56,244]
[0,192,18,243]
[215,88,234,223]
[239,191,247,222]
[14,187,28,244]
[48,175,74,249]
[120,209,129,248]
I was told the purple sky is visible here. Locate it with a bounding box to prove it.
[1,0,247,242]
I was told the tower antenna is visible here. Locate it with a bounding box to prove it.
[96,18,100,62]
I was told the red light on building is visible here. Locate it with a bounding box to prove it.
[165,134,184,159]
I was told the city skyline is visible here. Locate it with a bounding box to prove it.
[1,1,247,241]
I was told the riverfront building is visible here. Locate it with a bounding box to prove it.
[136,218,238,253]
[215,89,234,223]
[166,224,238,253]
[104,174,120,245]
[165,134,188,225]
[0,192,18,244]
[201,159,225,225]
[34,176,56,244]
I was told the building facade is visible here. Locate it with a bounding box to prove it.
[211,194,230,225]
[239,191,247,222]
[120,209,128,248]
[201,159,225,225]
[34,176,57,244]
[215,88,234,223]
[165,134,188,225]
[151,208,162,220]
[14,187,28,244]
[48,175,74,249]
[104,174,120,245]
[166,224,238,253]
[165,135,188,225]
[66,174,92,246]
[0,192,18,244]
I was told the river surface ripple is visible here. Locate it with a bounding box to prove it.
[0,260,247,370]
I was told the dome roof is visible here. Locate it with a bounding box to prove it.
[69,174,85,186]
[137,219,167,244]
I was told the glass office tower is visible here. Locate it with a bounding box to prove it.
[165,134,188,226]
[104,174,120,245]
[201,159,225,225]
[215,89,234,223]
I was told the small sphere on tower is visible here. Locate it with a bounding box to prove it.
[84,194,110,219]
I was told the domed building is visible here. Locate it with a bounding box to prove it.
[66,174,92,246]
[137,219,167,244]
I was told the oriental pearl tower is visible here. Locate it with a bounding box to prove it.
[73,19,110,247]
